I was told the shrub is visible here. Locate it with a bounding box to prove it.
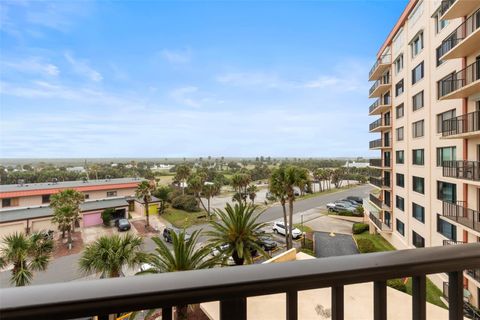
[355,206,365,216]
[356,238,376,253]
[171,195,200,212]
[387,279,407,292]
[352,223,369,234]
[101,208,115,226]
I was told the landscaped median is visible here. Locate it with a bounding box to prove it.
[352,224,446,309]
[162,207,210,228]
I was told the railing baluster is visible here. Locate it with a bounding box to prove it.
[448,271,463,320]
[163,307,172,320]
[287,290,298,320]
[412,275,426,320]
[374,281,387,320]
[332,286,344,320]
[220,297,246,320]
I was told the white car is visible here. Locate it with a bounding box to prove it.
[272,221,302,239]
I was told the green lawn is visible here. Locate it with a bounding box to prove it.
[354,231,446,309]
[405,278,447,309]
[353,231,396,252]
[294,223,313,233]
[162,207,210,228]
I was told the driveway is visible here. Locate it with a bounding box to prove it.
[314,231,359,258]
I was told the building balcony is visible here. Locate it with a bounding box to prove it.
[442,239,466,246]
[1,244,479,320]
[369,177,391,190]
[368,211,393,233]
[439,8,480,60]
[369,76,391,98]
[440,0,480,20]
[438,60,480,100]
[466,268,480,283]
[368,96,391,115]
[441,111,480,139]
[368,54,391,81]
[369,138,392,150]
[442,201,480,233]
[369,117,391,133]
[369,158,391,169]
[442,160,480,182]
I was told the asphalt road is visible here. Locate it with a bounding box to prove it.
[0,184,372,288]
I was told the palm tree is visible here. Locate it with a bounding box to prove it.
[231,173,251,203]
[206,202,267,265]
[50,189,85,232]
[136,181,155,227]
[187,174,208,212]
[139,230,217,319]
[247,184,258,204]
[202,182,221,218]
[175,165,191,195]
[0,232,54,286]
[51,205,75,248]
[269,166,309,249]
[269,167,289,246]
[153,185,171,214]
[79,233,146,278]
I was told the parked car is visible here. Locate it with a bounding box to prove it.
[346,196,363,204]
[163,227,191,243]
[257,236,277,251]
[272,221,302,239]
[327,202,356,213]
[339,199,361,207]
[115,218,131,231]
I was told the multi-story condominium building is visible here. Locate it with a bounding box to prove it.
[0,178,159,237]
[366,0,480,309]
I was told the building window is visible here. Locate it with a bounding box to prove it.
[413,176,425,194]
[396,219,405,236]
[396,173,405,187]
[394,54,404,74]
[395,79,404,96]
[84,194,90,200]
[412,149,424,165]
[436,146,456,166]
[396,103,404,119]
[396,150,404,164]
[437,214,456,241]
[106,191,117,197]
[1,198,19,208]
[412,91,424,111]
[437,109,456,133]
[437,181,456,203]
[411,31,424,58]
[412,61,424,84]
[396,195,405,211]
[42,194,51,204]
[396,127,404,141]
[436,45,445,67]
[412,203,425,223]
[412,231,425,248]
[434,11,449,34]
[412,120,424,138]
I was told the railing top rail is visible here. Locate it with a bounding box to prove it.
[369,54,391,77]
[442,7,480,44]
[2,243,480,320]
[441,59,480,82]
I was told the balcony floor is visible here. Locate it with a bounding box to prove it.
[442,0,480,20]
[440,79,480,100]
[441,129,480,140]
[369,125,391,133]
[441,28,480,60]
[369,84,391,98]
[369,63,391,81]
[369,103,391,116]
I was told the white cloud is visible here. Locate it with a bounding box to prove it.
[1,57,59,76]
[160,49,191,64]
[64,52,103,82]
[216,72,289,88]
[303,76,340,88]
[170,86,201,108]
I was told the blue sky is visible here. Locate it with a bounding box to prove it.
[0,0,407,158]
